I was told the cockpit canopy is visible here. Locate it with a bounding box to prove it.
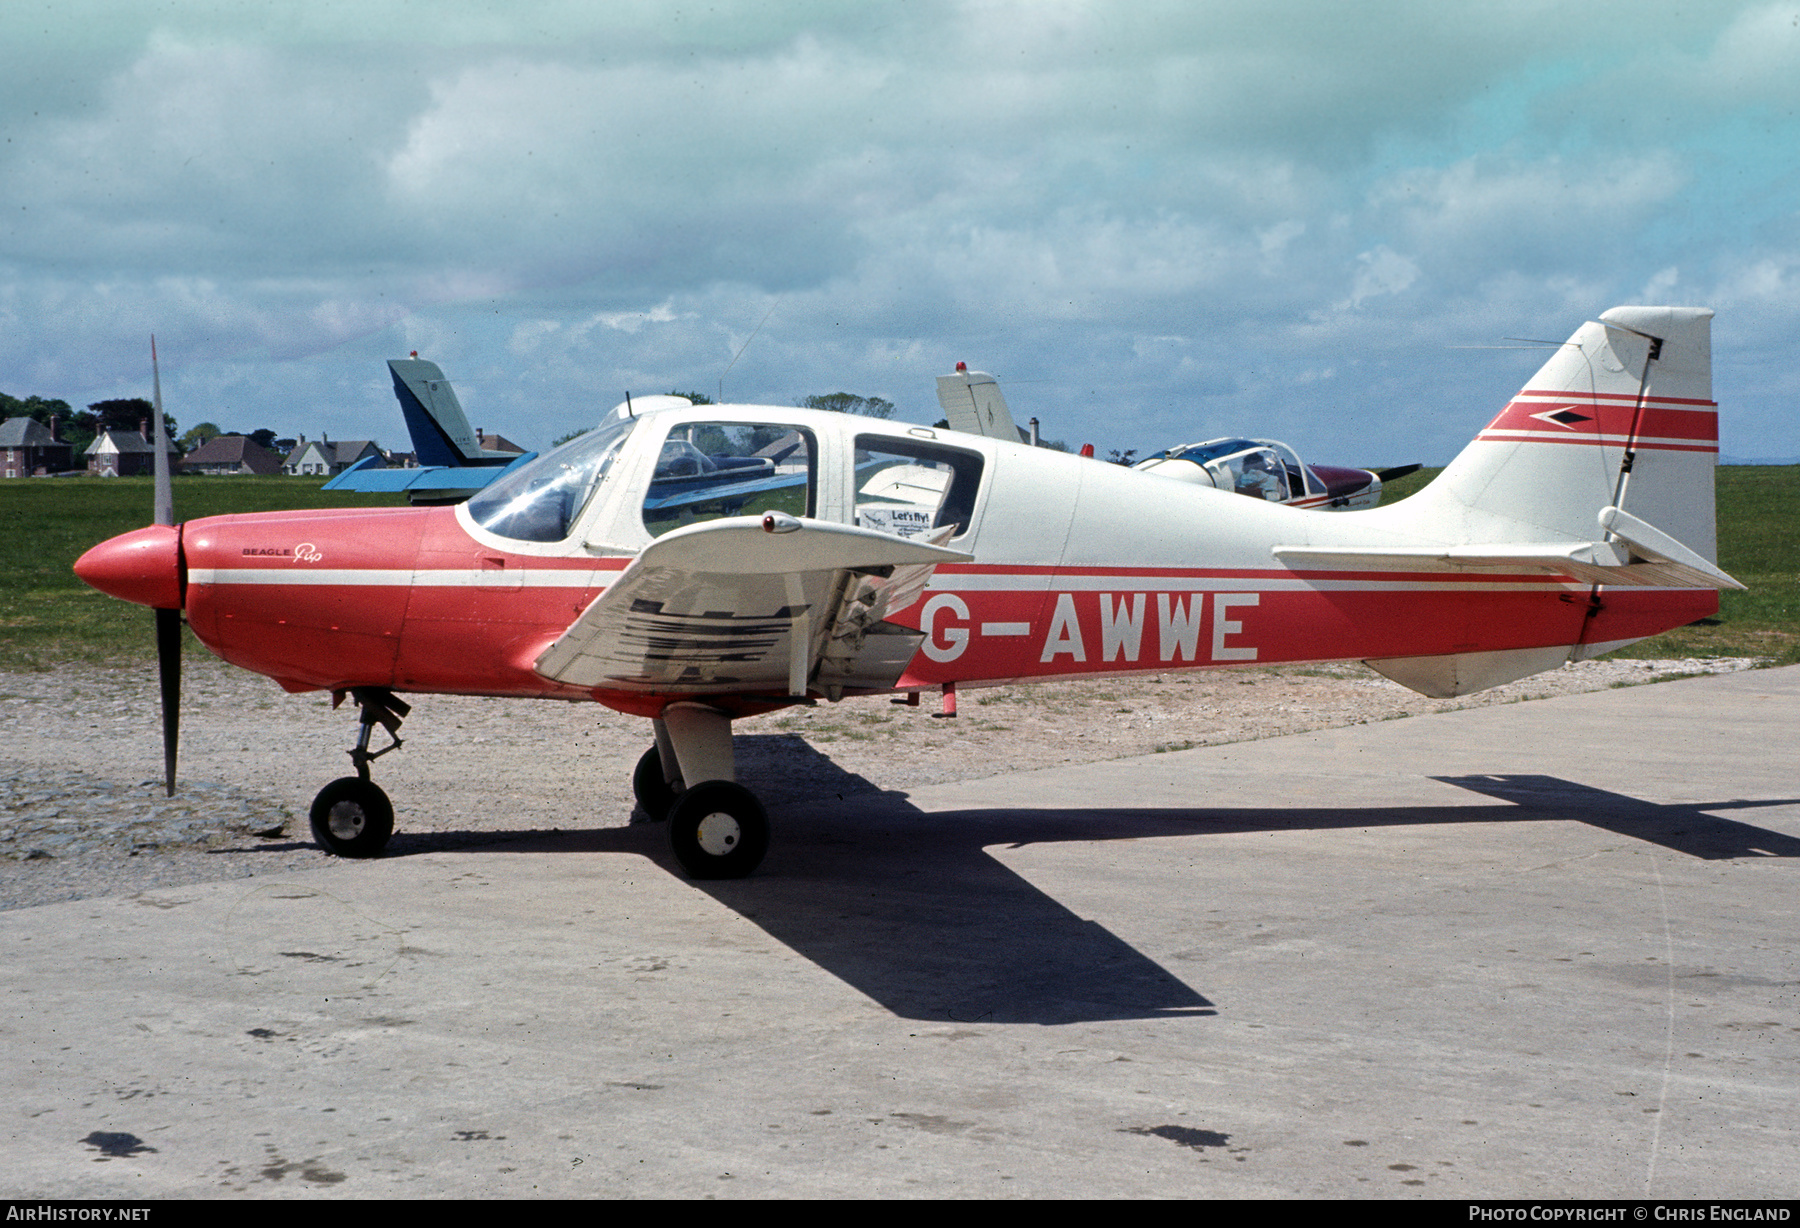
[464,407,991,549]
[1133,437,1317,502]
[466,416,637,542]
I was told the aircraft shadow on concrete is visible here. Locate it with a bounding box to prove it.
[394,737,1800,1027]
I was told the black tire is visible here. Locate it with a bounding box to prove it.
[667,781,769,880]
[309,776,394,858]
[632,745,682,822]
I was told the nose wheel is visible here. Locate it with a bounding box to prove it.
[309,776,395,858]
[310,687,408,858]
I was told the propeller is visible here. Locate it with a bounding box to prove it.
[150,336,180,797]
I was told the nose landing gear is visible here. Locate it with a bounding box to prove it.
[309,688,409,858]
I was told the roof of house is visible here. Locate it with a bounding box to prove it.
[331,439,381,462]
[475,431,527,455]
[181,435,283,474]
[87,430,176,456]
[0,417,60,448]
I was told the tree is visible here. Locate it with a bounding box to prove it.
[87,398,179,452]
[799,392,895,419]
[181,422,222,450]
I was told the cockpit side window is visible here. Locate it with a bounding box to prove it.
[466,417,635,542]
[641,422,817,539]
[854,436,984,538]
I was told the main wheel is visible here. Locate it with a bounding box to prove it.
[632,745,682,822]
[667,781,769,880]
[309,776,394,858]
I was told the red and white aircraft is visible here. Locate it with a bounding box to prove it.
[77,306,1740,879]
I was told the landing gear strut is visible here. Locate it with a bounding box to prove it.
[309,688,409,858]
[642,703,770,879]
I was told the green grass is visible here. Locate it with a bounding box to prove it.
[0,474,405,670]
[6,465,1795,669]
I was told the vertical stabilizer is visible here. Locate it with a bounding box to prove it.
[937,368,1026,442]
[1356,306,1722,696]
[1400,306,1717,560]
[388,358,486,467]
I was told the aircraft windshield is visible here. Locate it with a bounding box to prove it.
[467,417,637,542]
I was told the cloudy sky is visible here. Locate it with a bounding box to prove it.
[4,0,1797,464]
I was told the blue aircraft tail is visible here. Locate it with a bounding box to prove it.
[388,358,516,469]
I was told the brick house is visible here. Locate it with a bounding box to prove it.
[0,417,74,477]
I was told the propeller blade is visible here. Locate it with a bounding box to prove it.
[156,607,181,796]
[150,336,180,795]
[151,335,174,528]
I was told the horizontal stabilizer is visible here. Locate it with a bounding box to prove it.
[1274,516,1742,590]
[322,451,536,501]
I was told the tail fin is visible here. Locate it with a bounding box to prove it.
[936,367,1027,442]
[388,358,514,468]
[1404,306,1719,558]
[1295,307,1735,697]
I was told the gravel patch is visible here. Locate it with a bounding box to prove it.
[0,653,1764,910]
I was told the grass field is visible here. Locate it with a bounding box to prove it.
[0,475,405,670]
[3,465,1794,671]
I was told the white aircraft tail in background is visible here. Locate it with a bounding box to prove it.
[936,363,1026,442]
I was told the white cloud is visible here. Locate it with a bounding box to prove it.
[1343,246,1420,309]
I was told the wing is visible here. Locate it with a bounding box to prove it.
[322,453,535,497]
[533,516,971,699]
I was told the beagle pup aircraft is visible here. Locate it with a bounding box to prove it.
[76,306,1739,879]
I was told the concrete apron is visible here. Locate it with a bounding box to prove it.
[4,668,1796,1198]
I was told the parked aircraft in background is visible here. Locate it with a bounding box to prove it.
[324,357,536,504]
[77,307,1739,881]
[1133,438,1422,509]
[936,362,1419,509]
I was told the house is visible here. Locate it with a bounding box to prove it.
[283,436,385,476]
[0,417,74,477]
[474,429,526,456]
[86,425,180,477]
[180,435,284,476]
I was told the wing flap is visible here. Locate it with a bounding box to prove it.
[534,516,970,694]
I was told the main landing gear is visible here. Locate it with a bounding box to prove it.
[309,688,409,859]
[633,703,770,880]
[304,692,770,879]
